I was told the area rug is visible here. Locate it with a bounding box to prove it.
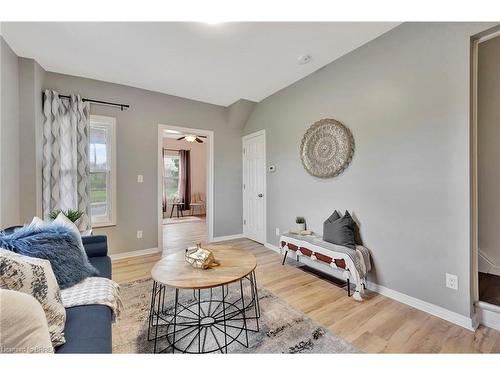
[112,278,358,354]
[163,216,202,225]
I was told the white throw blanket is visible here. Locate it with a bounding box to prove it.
[61,277,123,322]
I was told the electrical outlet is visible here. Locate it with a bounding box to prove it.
[137,230,143,239]
[137,175,144,183]
[446,273,458,290]
[275,227,280,236]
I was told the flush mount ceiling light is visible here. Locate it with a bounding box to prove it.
[185,135,197,142]
[298,54,312,65]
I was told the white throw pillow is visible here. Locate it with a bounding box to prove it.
[30,216,47,229]
[0,289,54,354]
[0,249,66,347]
[54,212,85,254]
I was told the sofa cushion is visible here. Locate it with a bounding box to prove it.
[0,289,54,354]
[55,304,112,354]
[89,256,112,279]
[0,224,99,288]
[0,249,66,347]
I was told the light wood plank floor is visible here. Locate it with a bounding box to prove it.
[162,216,207,254]
[112,238,500,353]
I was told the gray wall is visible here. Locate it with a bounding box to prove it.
[43,72,244,254]
[478,36,500,268]
[244,23,495,317]
[0,37,20,228]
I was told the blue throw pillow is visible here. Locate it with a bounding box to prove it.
[0,223,99,289]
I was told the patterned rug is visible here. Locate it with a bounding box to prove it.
[112,278,358,354]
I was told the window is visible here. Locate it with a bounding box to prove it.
[89,115,116,227]
[164,155,181,200]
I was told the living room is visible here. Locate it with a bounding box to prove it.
[1,0,500,372]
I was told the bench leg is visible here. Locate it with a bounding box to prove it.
[282,250,288,265]
[347,278,351,297]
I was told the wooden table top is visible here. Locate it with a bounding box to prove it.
[151,244,257,289]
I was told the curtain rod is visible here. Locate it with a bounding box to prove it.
[57,94,130,111]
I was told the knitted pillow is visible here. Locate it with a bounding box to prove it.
[0,249,66,347]
[0,223,98,289]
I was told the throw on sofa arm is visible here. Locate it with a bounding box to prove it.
[82,235,108,258]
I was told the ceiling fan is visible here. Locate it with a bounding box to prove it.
[177,134,207,143]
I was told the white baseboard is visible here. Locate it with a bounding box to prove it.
[478,249,500,276]
[366,281,475,331]
[266,241,475,331]
[211,233,244,242]
[265,242,280,252]
[110,247,160,261]
[476,301,500,331]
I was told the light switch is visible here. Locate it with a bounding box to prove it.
[137,175,143,183]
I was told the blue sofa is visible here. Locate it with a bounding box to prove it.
[55,235,113,353]
[1,227,113,353]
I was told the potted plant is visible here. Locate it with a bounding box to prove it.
[49,209,84,223]
[296,216,306,232]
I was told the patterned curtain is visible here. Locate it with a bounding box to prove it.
[42,90,91,231]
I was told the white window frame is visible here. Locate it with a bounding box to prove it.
[89,115,116,227]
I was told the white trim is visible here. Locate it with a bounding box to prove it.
[478,248,500,276]
[157,124,214,253]
[242,129,267,244]
[264,242,280,252]
[471,27,500,307]
[211,233,244,242]
[366,281,476,331]
[477,29,500,44]
[90,115,117,228]
[476,301,500,331]
[110,247,160,261]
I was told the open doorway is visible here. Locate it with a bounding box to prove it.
[471,27,500,330]
[157,124,214,255]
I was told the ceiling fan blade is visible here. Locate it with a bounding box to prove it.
[176,137,185,141]
[195,137,203,143]
[198,135,207,138]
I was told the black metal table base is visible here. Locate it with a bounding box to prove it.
[148,271,260,353]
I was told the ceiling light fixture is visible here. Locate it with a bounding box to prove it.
[298,54,312,65]
[184,135,197,142]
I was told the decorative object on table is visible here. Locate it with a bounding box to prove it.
[295,216,306,231]
[185,244,220,269]
[48,209,84,223]
[0,223,99,289]
[322,210,356,249]
[113,278,358,354]
[0,249,66,346]
[300,118,354,178]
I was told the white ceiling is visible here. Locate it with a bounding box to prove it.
[2,22,399,106]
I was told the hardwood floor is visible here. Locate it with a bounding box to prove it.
[112,238,500,353]
[162,215,207,254]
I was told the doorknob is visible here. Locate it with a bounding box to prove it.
[258,193,264,198]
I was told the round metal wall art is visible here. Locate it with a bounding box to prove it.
[300,118,354,178]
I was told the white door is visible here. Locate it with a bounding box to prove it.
[243,131,266,243]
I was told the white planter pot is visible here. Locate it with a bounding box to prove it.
[296,223,306,232]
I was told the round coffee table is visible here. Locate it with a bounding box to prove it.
[148,245,260,353]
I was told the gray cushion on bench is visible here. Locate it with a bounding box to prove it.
[323,210,356,249]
